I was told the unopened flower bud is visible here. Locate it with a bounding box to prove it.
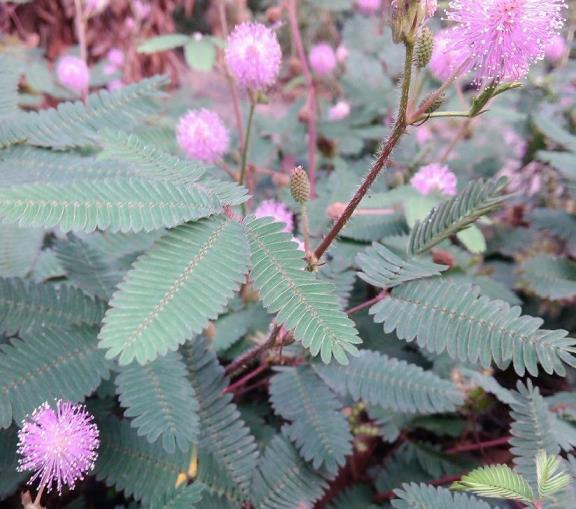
[414,26,434,68]
[290,166,310,204]
[289,56,302,76]
[298,106,311,123]
[266,6,283,23]
[420,91,444,113]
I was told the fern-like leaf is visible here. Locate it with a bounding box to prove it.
[116,352,199,453]
[408,178,508,256]
[314,350,463,414]
[269,366,353,473]
[451,464,533,502]
[0,177,222,233]
[244,216,361,364]
[100,217,249,365]
[393,483,497,509]
[536,451,571,499]
[95,416,190,504]
[149,483,205,509]
[0,224,43,277]
[370,279,576,376]
[251,433,328,509]
[1,75,168,148]
[183,337,259,496]
[521,254,576,300]
[0,277,105,335]
[0,56,20,119]
[357,243,447,289]
[0,326,111,428]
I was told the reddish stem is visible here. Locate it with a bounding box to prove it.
[287,0,317,198]
[223,364,268,394]
[346,291,388,315]
[446,436,511,454]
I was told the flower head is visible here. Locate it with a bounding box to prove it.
[309,43,337,76]
[225,22,282,90]
[411,163,457,196]
[176,109,230,163]
[255,200,294,232]
[107,48,124,67]
[56,56,90,95]
[356,0,381,14]
[84,0,108,15]
[132,0,151,19]
[17,401,99,494]
[327,101,351,121]
[544,34,566,63]
[445,0,566,85]
[429,29,469,81]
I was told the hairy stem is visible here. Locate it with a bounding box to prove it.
[224,324,281,376]
[239,100,256,215]
[287,0,317,198]
[301,203,311,255]
[314,39,415,260]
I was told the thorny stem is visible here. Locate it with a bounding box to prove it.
[287,0,317,198]
[314,38,415,260]
[239,100,256,214]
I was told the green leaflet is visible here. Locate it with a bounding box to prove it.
[244,216,361,364]
[100,217,249,365]
[0,177,222,233]
[116,351,199,453]
[269,366,352,473]
[521,254,576,301]
[149,483,205,509]
[0,326,111,428]
[393,483,498,509]
[314,350,463,414]
[0,56,20,120]
[370,279,576,376]
[0,224,43,277]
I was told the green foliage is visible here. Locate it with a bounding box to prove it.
[0,224,43,277]
[0,326,110,428]
[99,218,249,365]
[269,366,352,473]
[95,416,190,504]
[116,352,199,453]
[315,350,463,413]
[408,178,509,256]
[521,254,576,300]
[536,451,571,499]
[251,433,328,509]
[451,464,534,503]
[149,483,205,509]
[244,216,361,364]
[393,483,496,509]
[0,277,105,335]
[183,337,259,497]
[357,242,447,289]
[0,177,223,233]
[371,279,576,376]
[0,56,20,119]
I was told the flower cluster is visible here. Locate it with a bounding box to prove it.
[411,163,458,196]
[176,109,230,163]
[309,43,337,76]
[254,199,304,251]
[56,56,90,95]
[17,401,100,494]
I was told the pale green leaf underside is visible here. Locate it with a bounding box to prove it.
[100,217,249,365]
[0,177,223,233]
[0,224,43,277]
[521,254,576,301]
[392,483,497,509]
[244,216,361,364]
[149,483,205,509]
[536,451,571,499]
[315,350,463,414]
[0,326,111,428]
[370,279,576,377]
[116,351,199,453]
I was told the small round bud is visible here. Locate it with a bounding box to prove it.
[266,6,282,23]
[289,57,302,76]
[289,166,310,204]
[419,91,445,114]
[414,26,434,68]
[298,106,311,123]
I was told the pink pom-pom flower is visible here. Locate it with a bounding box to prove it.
[225,22,282,90]
[17,401,100,495]
[429,29,469,82]
[411,164,458,196]
[254,200,294,233]
[544,34,566,63]
[356,0,381,14]
[445,0,566,85]
[327,101,351,122]
[425,0,438,18]
[176,109,230,163]
[56,56,90,95]
[107,48,124,67]
[309,43,337,76]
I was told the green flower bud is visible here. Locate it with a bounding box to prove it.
[415,26,434,68]
[289,166,310,205]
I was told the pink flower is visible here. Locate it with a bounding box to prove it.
[176,109,230,163]
[356,0,381,14]
[429,29,469,82]
[445,0,566,85]
[254,200,294,233]
[309,43,337,76]
[84,0,108,15]
[425,0,438,18]
[292,237,305,252]
[17,401,99,494]
[415,125,433,145]
[411,163,458,196]
[132,0,151,19]
[56,56,90,95]
[336,45,349,63]
[225,22,282,90]
[327,101,351,121]
[103,63,117,76]
[107,48,124,67]
[544,34,566,63]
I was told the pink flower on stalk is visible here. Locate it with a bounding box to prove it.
[176,109,230,163]
[429,29,469,82]
[445,0,566,85]
[309,43,337,76]
[132,0,151,19]
[225,22,282,90]
[17,401,99,494]
[544,34,566,63]
[107,48,124,67]
[356,0,381,14]
[411,163,457,196]
[254,200,294,233]
[327,101,351,121]
[56,56,90,95]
